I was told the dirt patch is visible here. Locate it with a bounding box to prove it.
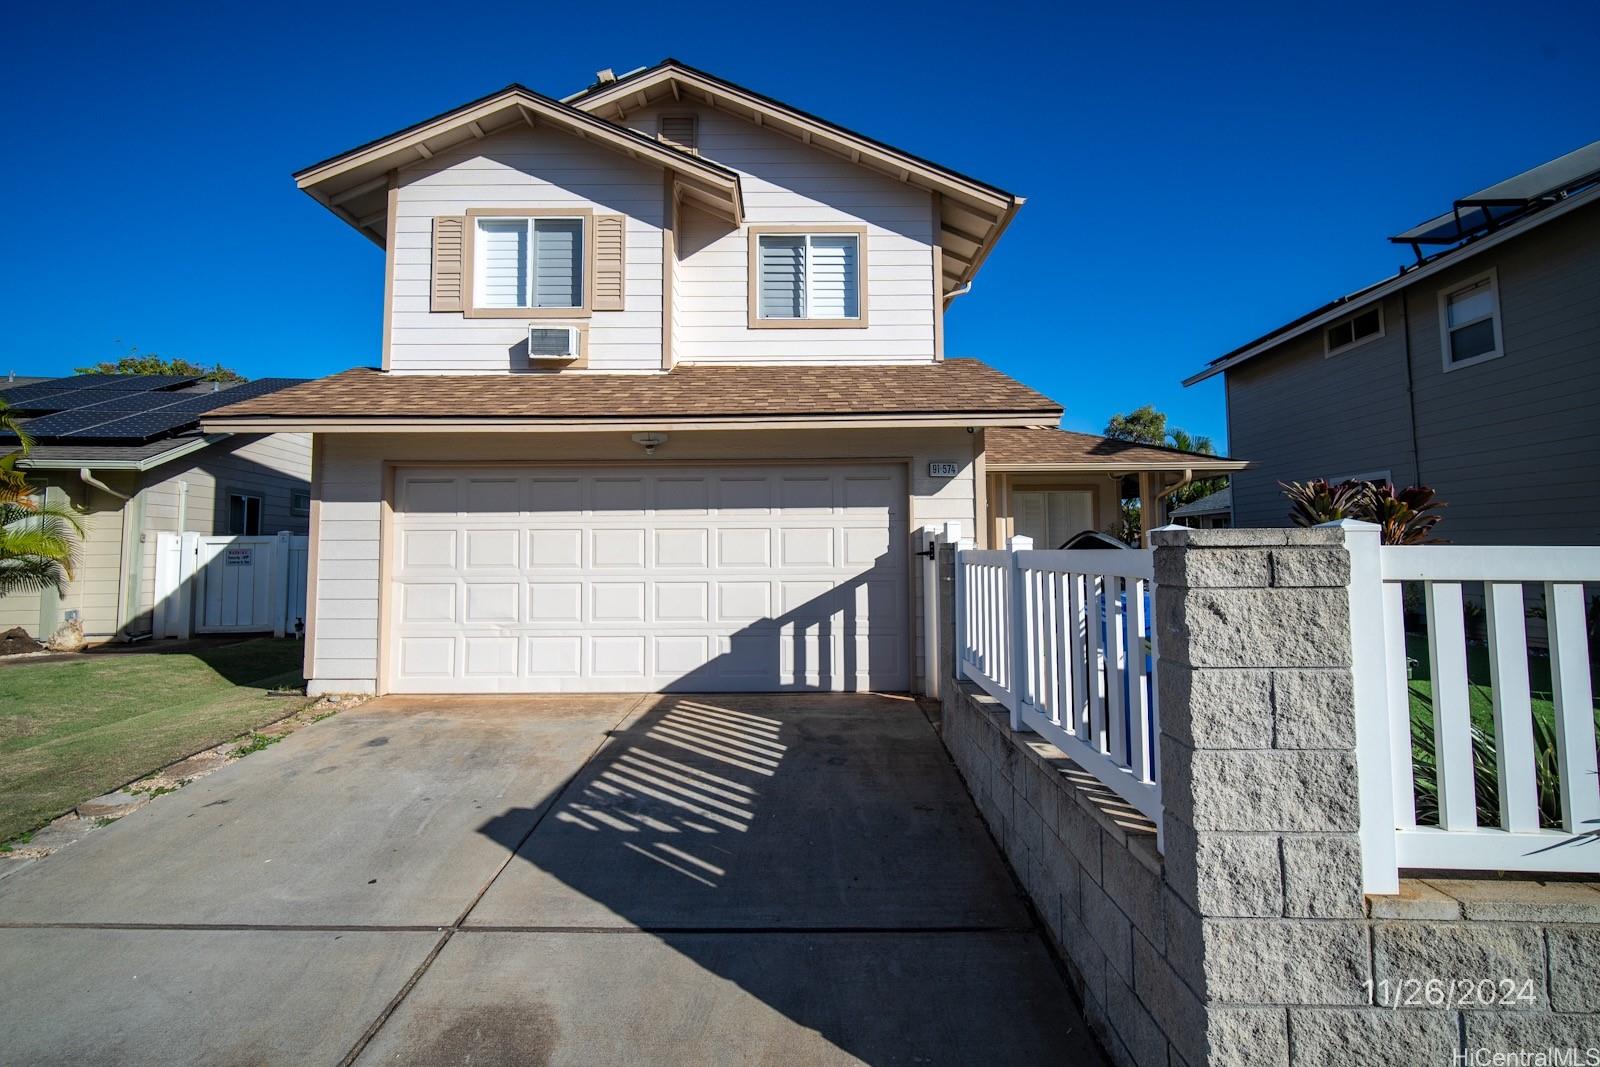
[0,627,45,656]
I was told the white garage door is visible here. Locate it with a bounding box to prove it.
[389,464,909,693]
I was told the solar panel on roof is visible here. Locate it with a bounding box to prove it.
[1458,140,1600,205]
[68,411,204,441]
[17,410,133,437]
[0,377,111,404]
[1390,204,1522,245]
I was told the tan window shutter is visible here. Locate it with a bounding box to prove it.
[430,216,465,312]
[592,214,626,311]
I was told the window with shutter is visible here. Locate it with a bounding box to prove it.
[751,230,864,326]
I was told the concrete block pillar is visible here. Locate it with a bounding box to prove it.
[1149,525,1371,1065]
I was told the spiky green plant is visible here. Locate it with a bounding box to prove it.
[0,398,84,596]
[0,496,84,595]
[1408,681,1597,828]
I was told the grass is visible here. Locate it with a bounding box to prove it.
[1404,633,1600,827]
[0,639,308,843]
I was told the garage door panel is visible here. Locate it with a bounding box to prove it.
[465,529,519,570]
[399,476,459,514]
[592,528,645,568]
[716,527,770,567]
[464,583,519,624]
[390,464,908,693]
[528,478,582,514]
[529,582,583,622]
[401,529,456,569]
[655,529,708,567]
[529,529,582,568]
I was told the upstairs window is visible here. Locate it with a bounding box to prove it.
[1438,269,1504,370]
[750,229,866,327]
[1324,305,1384,356]
[473,215,584,311]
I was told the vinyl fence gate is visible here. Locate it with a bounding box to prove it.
[151,531,309,639]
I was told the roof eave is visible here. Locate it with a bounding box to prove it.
[16,434,226,472]
[200,411,1060,435]
[986,460,1249,474]
[295,86,745,243]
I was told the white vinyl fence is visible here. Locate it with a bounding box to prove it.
[152,531,309,640]
[954,533,1163,836]
[1346,523,1600,891]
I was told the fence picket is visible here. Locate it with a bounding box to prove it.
[1547,581,1600,836]
[1425,581,1478,830]
[1485,582,1538,832]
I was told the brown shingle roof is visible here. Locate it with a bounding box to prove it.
[206,360,1062,421]
[985,427,1245,470]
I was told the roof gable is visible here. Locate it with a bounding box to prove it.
[293,85,744,245]
[569,60,1023,298]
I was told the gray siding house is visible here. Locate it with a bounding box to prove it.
[1187,142,1600,545]
[0,376,311,641]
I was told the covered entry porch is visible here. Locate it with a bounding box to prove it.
[982,427,1246,547]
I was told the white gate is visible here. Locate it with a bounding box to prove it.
[152,531,309,639]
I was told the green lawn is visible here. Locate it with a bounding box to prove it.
[0,639,307,843]
[1404,634,1600,827]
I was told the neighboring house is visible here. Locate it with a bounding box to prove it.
[205,60,1225,696]
[1168,485,1232,529]
[0,375,310,640]
[1187,140,1600,543]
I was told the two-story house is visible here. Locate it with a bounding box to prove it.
[1185,140,1600,542]
[206,60,1229,696]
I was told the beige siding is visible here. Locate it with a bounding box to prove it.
[385,106,942,373]
[308,429,978,693]
[630,104,938,363]
[1226,200,1600,544]
[389,127,666,372]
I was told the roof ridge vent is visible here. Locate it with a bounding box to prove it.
[595,68,617,84]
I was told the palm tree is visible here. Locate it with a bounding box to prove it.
[0,398,84,595]
[1165,428,1226,509]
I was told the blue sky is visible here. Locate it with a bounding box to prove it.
[3,1,1596,446]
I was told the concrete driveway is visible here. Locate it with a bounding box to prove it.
[0,693,1103,1066]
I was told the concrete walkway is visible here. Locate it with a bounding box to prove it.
[0,693,1104,1065]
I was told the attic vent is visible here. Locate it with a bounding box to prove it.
[528,326,580,360]
[658,115,698,152]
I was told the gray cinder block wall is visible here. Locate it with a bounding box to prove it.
[939,527,1600,1067]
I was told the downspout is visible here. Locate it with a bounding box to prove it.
[78,468,129,502]
[1153,468,1196,533]
[1399,291,1422,485]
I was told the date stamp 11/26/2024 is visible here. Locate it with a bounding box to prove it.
[1366,978,1541,1009]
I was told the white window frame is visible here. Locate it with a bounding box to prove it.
[747,226,869,329]
[1329,469,1393,487]
[462,208,593,320]
[1436,267,1505,372]
[1323,303,1385,357]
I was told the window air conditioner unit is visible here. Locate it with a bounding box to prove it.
[528,326,580,362]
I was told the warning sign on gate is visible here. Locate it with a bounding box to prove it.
[225,546,253,566]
